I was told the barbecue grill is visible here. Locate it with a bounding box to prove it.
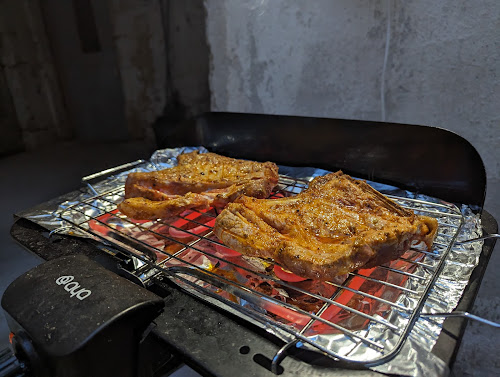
[2,113,498,377]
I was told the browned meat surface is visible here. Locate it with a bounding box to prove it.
[214,171,438,281]
[118,151,279,220]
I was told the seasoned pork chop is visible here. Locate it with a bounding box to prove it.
[214,171,438,281]
[118,151,279,220]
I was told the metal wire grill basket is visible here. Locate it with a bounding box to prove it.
[57,168,469,368]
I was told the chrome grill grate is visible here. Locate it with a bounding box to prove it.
[58,173,464,367]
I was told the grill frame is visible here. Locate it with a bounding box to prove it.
[8,213,499,376]
[9,113,498,376]
[56,168,469,368]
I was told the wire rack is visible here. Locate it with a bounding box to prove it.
[58,174,464,368]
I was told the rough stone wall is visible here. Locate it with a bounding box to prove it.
[0,0,70,150]
[164,0,210,118]
[0,67,23,156]
[1,0,169,150]
[108,0,167,145]
[205,0,499,227]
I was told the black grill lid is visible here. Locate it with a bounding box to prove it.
[155,112,486,210]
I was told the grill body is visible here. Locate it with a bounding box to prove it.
[5,113,497,376]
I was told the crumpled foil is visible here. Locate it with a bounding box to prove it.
[16,146,484,377]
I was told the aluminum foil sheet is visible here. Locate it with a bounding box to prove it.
[16,146,484,377]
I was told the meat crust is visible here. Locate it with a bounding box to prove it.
[118,151,279,220]
[214,171,438,281]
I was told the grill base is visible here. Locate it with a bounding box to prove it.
[10,211,498,376]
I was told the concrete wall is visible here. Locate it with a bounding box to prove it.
[1,0,170,150]
[0,0,71,151]
[162,0,210,119]
[150,0,211,146]
[0,67,23,156]
[109,0,167,144]
[42,0,128,142]
[205,0,499,222]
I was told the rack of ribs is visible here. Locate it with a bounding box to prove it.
[214,171,438,281]
[118,151,279,220]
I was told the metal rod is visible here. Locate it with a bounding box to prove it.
[432,240,451,248]
[271,340,298,374]
[82,159,146,182]
[386,195,462,214]
[348,271,419,295]
[438,233,455,239]
[411,248,442,258]
[420,311,500,328]
[398,257,436,270]
[377,265,428,281]
[325,280,412,313]
[411,208,463,219]
[85,182,99,196]
[436,221,459,228]
[456,233,500,244]
[270,285,347,374]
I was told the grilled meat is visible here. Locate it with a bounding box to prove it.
[118,151,279,220]
[214,171,438,281]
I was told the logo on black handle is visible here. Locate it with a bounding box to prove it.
[55,276,92,300]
